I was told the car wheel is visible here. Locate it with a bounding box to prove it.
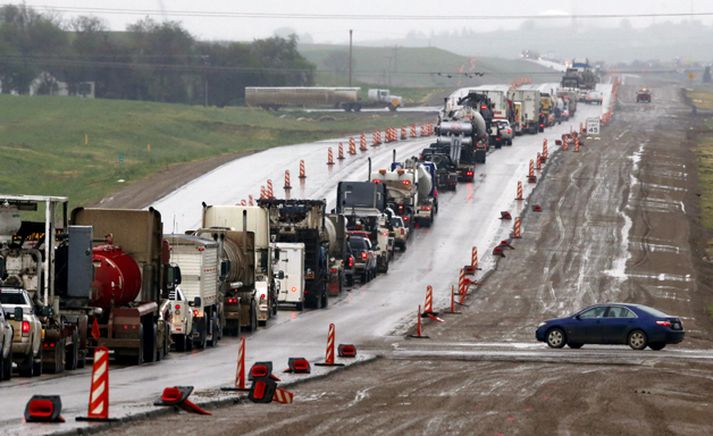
[567,342,583,349]
[1,350,12,381]
[546,328,566,348]
[628,330,648,350]
[649,342,665,351]
[19,353,33,377]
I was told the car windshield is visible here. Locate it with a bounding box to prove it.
[0,292,27,305]
[391,219,403,228]
[634,305,671,318]
[349,238,367,250]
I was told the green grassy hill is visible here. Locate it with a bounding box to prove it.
[300,44,560,89]
[0,95,429,208]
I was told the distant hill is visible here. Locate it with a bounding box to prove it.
[299,44,561,88]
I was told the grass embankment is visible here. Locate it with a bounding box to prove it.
[0,94,430,208]
[301,44,559,89]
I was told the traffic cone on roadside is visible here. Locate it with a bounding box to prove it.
[446,285,462,315]
[315,323,345,367]
[421,285,442,322]
[76,347,117,422]
[221,337,251,392]
[408,305,430,339]
[299,160,306,179]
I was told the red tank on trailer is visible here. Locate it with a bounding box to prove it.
[91,244,142,311]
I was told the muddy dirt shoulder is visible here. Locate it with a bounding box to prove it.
[94,150,255,209]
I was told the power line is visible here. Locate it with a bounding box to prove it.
[25,5,713,21]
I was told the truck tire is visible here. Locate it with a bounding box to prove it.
[33,356,45,376]
[65,333,79,371]
[173,334,186,352]
[43,339,62,374]
[296,301,304,312]
[144,323,158,363]
[248,304,258,333]
[321,289,328,309]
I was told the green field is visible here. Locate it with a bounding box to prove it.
[300,44,559,89]
[0,95,430,208]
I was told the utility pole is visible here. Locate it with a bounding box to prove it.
[201,55,210,107]
[348,29,353,86]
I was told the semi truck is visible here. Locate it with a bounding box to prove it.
[325,214,348,296]
[163,234,222,349]
[373,155,436,228]
[1,195,91,373]
[245,87,402,112]
[509,88,541,134]
[257,199,330,308]
[336,181,393,273]
[272,242,305,310]
[71,207,179,365]
[199,206,260,333]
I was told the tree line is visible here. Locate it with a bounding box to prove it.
[0,5,315,106]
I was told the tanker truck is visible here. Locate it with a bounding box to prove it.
[0,195,92,373]
[194,203,262,336]
[373,154,436,228]
[436,91,491,169]
[71,207,179,365]
[200,204,275,329]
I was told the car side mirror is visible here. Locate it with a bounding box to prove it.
[193,297,202,308]
[39,305,53,317]
[574,315,581,320]
[14,307,23,320]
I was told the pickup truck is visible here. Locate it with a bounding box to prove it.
[0,287,43,377]
[163,286,195,352]
[0,306,13,380]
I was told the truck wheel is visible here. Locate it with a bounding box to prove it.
[185,336,193,351]
[144,323,158,362]
[34,355,45,376]
[173,334,185,352]
[296,301,304,312]
[43,339,62,374]
[321,290,329,309]
[249,305,258,333]
[65,334,79,370]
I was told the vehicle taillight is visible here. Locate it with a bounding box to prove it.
[539,123,544,128]
[403,216,409,222]
[466,171,473,176]
[361,251,368,261]
[398,205,404,212]
[480,105,487,110]
[656,320,672,327]
[22,321,30,335]
[372,179,381,183]
[507,129,512,134]
[420,205,431,211]
[193,309,200,317]
[330,268,338,274]
[174,304,181,310]
[402,180,411,185]
[260,294,266,302]
[348,256,354,268]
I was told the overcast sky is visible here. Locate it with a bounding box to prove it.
[20,0,713,43]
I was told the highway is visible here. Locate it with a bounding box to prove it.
[1,87,612,434]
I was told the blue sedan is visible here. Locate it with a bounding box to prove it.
[535,303,685,350]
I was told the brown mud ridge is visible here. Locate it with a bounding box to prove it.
[105,83,713,436]
[95,151,253,209]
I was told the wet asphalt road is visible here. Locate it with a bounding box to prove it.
[0,84,615,434]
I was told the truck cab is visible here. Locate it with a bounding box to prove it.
[1,303,14,380]
[164,286,194,351]
[273,242,305,311]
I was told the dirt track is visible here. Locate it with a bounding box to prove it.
[104,82,713,436]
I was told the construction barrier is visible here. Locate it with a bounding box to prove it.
[154,386,211,415]
[516,180,523,200]
[283,170,291,190]
[348,137,356,155]
[299,160,306,179]
[327,147,335,165]
[221,336,250,392]
[266,179,274,199]
[536,152,542,171]
[410,124,417,138]
[315,323,344,367]
[542,139,548,161]
[408,305,429,339]
[76,347,116,422]
[401,127,407,140]
[360,133,367,151]
[338,142,345,160]
[249,194,255,206]
[512,217,522,239]
[528,160,537,183]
